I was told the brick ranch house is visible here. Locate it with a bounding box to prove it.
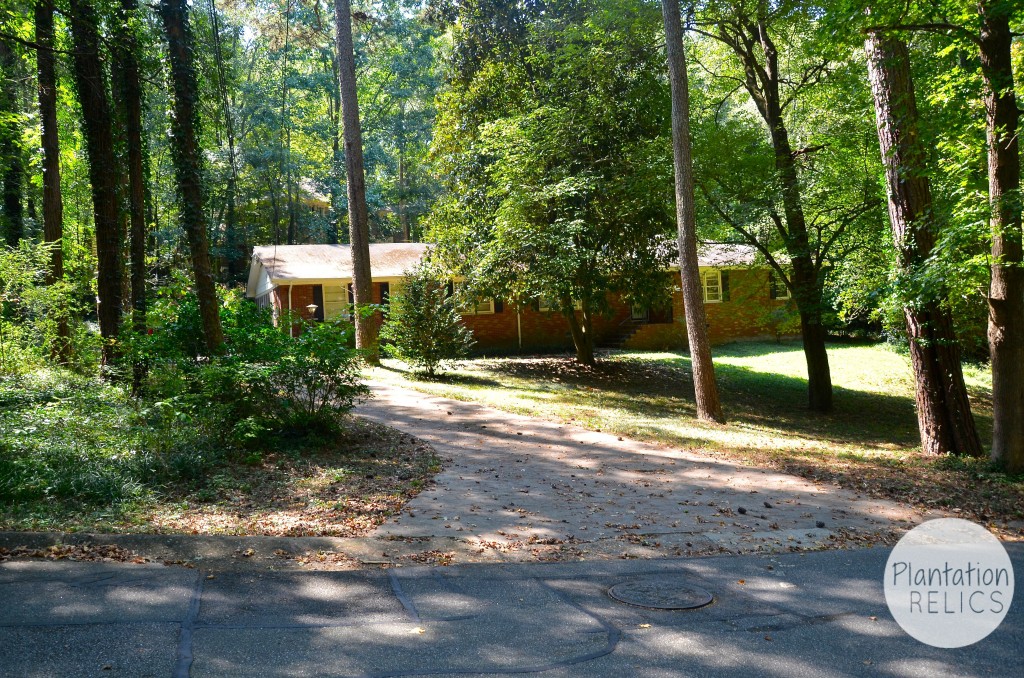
[245,242,795,351]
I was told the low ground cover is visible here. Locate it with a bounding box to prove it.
[371,341,1023,537]
[0,369,442,535]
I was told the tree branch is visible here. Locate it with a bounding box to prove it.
[864,23,980,47]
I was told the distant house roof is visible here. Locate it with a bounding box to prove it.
[695,242,758,267]
[246,243,430,297]
[247,241,765,298]
[252,243,429,281]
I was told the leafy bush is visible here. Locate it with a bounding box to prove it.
[268,317,369,434]
[131,285,367,438]
[380,264,475,376]
[0,241,98,374]
[0,283,370,518]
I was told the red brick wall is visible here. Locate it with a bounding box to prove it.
[272,283,388,337]
[274,271,797,348]
[622,269,797,350]
[703,268,795,344]
[460,297,634,352]
[272,284,317,337]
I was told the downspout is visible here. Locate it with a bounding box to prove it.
[288,285,294,337]
[517,307,522,352]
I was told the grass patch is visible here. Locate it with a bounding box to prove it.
[370,341,1024,537]
[0,370,443,535]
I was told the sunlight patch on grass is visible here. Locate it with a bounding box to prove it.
[368,345,1024,535]
[369,342,992,464]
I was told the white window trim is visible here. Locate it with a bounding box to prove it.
[702,270,722,304]
[464,298,495,315]
[455,283,495,315]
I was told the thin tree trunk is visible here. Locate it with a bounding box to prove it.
[0,37,23,247]
[159,0,224,354]
[978,1,1024,473]
[328,51,341,245]
[115,0,148,369]
[282,0,297,246]
[865,33,982,457]
[334,0,377,361]
[35,0,70,363]
[662,0,724,423]
[208,0,243,281]
[398,151,409,241]
[68,0,123,367]
[717,15,833,412]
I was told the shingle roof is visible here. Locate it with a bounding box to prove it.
[251,243,430,281]
[249,241,765,294]
[695,242,758,267]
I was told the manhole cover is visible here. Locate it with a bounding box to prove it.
[608,579,713,610]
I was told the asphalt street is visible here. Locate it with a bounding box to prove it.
[1,544,1020,677]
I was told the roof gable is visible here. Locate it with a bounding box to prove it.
[251,243,430,282]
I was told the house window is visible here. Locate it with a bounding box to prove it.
[455,283,494,315]
[769,272,791,300]
[539,296,582,312]
[465,298,494,315]
[702,270,722,303]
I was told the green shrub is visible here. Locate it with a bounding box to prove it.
[380,264,475,376]
[131,285,367,439]
[1,284,370,515]
[268,317,369,433]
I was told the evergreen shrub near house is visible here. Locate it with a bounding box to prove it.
[380,265,475,377]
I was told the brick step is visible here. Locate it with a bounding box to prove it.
[600,320,647,348]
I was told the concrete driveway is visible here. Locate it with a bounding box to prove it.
[355,382,922,563]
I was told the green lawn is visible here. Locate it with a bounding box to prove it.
[370,341,1023,534]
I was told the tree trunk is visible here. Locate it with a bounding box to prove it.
[159,0,224,354]
[282,0,296,247]
[328,51,341,245]
[334,0,377,361]
[791,258,832,412]
[718,15,833,411]
[865,33,982,457]
[564,301,594,366]
[978,1,1024,473]
[68,0,123,367]
[0,37,23,247]
[35,0,70,363]
[662,0,724,423]
[114,0,148,343]
[207,0,243,281]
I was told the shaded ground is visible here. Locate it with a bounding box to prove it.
[1,418,445,538]
[369,343,1024,539]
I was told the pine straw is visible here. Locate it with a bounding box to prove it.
[145,419,446,537]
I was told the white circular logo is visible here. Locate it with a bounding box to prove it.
[884,518,1014,648]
